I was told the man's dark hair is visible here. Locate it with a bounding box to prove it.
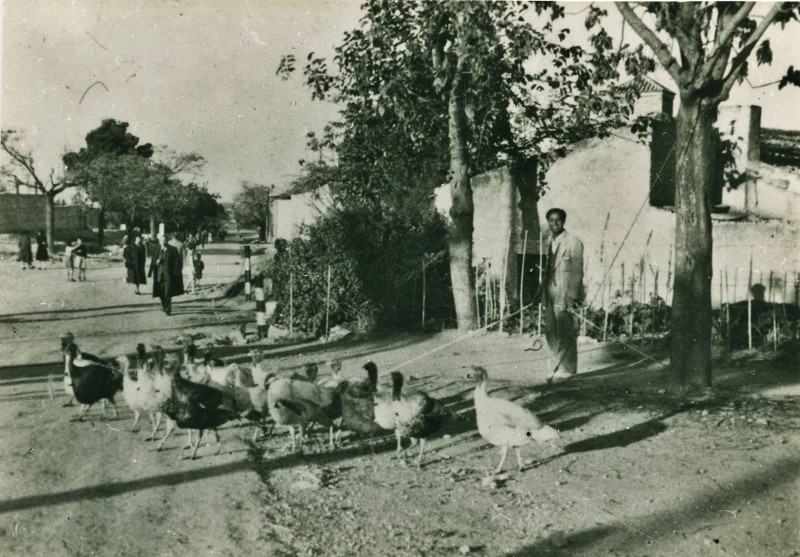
[546,208,567,221]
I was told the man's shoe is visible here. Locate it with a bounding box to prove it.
[551,370,575,383]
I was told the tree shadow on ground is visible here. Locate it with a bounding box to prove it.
[561,416,671,454]
[0,429,403,516]
[510,456,800,556]
[0,303,153,321]
[550,413,600,432]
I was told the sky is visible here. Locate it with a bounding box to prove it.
[2,1,799,202]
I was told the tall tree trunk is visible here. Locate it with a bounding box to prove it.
[446,76,477,331]
[97,206,106,247]
[670,98,715,390]
[149,216,156,236]
[45,192,56,253]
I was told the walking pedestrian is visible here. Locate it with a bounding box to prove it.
[124,235,147,294]
[35,230,49,269]
[183,234,196,291]
[18,231,33,270]
[64,240,75,281]
[148,232,184,315]
[540,208,584,382]
[190,250,204,294]
[72,238,88,282]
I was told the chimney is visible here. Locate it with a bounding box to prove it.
[718,105,761,171]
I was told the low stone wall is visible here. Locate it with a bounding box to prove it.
[0,194,86,233]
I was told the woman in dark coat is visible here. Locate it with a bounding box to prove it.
[124,235,147,294]
[18,232,33,270]
[35,230,49,269]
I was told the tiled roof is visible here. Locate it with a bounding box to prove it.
[621,76,675,95]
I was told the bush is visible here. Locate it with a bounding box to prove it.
[267,207,452,335]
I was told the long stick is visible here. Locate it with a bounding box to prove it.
[537,229,543,336]
[666,243,673,306]
[770,270,777,351]
[289,271,294,336]
[654,267,660,299]
[640,256,646,304]
[629,267,636,338]
[719,270,724,348]
[485,262,490,329]
[603,263,611,342]
[499,228,512,333]
[519,230,528,335]
[421,260,426,331]
[783,271,788,305]
[748,253,753,351]
[475,265,481,329]
[599,212,609,308]
[725,267,730,351]
[325,265,331,340]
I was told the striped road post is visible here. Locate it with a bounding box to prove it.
[243,245,252,301]
[255,274,267,340]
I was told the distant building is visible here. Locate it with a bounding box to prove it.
[0,193,86,234]
[268,183,334,242]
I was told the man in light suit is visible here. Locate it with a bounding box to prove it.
[541,208,584,381]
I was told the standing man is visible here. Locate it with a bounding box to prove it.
[17,231,33,270]
[72,238,88,282]
[541,208,584,381]
[148,232,184,315]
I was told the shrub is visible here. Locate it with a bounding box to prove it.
[267,207,452,335]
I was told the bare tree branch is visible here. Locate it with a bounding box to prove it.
[1,136,45,190]
[709,2,755,59]
[616,2,683,84]
[715,2,785,103]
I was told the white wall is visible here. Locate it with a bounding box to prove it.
[272,185,334,240]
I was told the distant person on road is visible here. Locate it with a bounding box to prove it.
[64,240,75,281]
[72,238,88,282]
[35,230,49,269]
[17,231,33,270]
[190,250,204,294]
[124,235,147,294]
[182,233,196,287]
[149,232,184,315]
[120,235,130,282]
[540,208,584,382]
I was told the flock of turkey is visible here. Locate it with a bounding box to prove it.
[59,333,560,473]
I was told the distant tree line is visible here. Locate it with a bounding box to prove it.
[1,118,226,248]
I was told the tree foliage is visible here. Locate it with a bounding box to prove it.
[65,119,220,240]
[63,119,153,168]
[279,0,652,330]
[269,207,451,334]
[232,182,273,241]
[616,2,799,389]
[160,182,227,235]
